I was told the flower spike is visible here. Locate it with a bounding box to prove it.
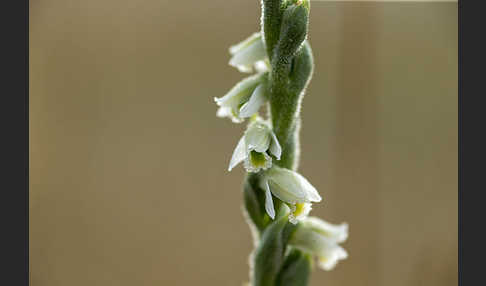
[213,0,348,282]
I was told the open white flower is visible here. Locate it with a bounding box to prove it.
[228,120,282,173]
[259,166,322,222]
[290,216,349,271]
[229,32,269,73]
[214,74,268,123]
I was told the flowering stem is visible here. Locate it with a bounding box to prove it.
[214,0,349,284]
[246,1,314,285]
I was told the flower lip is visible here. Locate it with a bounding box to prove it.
[317,245,348,271]
[288,202,312,224]
[249,150,268,167]
[244,151,272,173]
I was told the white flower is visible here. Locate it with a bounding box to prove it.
[259,166,322,221]
[214,74,268,123]
[290,216,349,271]
[228,120,282,173]
[229,32,269,73]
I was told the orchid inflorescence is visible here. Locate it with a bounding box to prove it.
[214,1,349,285]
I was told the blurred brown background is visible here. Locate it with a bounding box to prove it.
[30,1,457,285]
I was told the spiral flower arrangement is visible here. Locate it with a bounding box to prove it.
[214,1,349,285]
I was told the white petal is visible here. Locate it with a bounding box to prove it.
[230,117,245,124]
[239,84,267,118]
[214,74,263,108]
[229,32,261,55]
[269,131,282,160]
[229,37,266,71]
[216,106,244,123]
[317,245,348,271]
[291,171,322,203]
[265,167,308,203]
[244,122,271,153]
[228,136,246,171]
[234,64,254,73]
[260,179,276,219]
[216,106,231,118]
[254,60,270,73]
[303,217,349,244]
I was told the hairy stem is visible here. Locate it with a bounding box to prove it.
[243,1,314,285]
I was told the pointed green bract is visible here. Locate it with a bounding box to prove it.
[261,0,286,61]
[275,248,312,286]
[252,216,297,286]
[274,4,309,61]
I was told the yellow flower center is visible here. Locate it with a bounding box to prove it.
[249,150,267,167]
[293,203,306,218]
